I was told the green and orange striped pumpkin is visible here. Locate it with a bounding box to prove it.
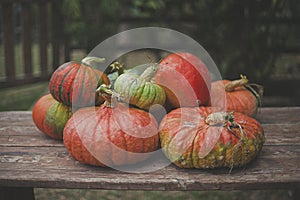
[32,94,72,140]
[159,106,265,169]
[114,64,166,111]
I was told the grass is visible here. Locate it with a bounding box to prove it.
[0,81,49,111]
[34,189,294,200]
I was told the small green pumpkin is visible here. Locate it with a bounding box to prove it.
[114,64,166,111]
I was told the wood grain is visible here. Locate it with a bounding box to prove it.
[0,108,299,191]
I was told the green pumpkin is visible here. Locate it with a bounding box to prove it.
[114,64,166,111]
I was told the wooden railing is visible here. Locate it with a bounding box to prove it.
[0,0,69,88]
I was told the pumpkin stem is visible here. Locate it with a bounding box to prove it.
[110,61,124,76]
[81,56,105,67]
[139,63,159,82]
[225,74,249,92]
[245,83,264,111]
[205,111,234,126]
[96,84,119,108]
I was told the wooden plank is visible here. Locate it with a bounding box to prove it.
[0,145,298,190]
[263,123,300,145]
[0,111,32,122]
[0,123,299,146]
[39,0,48,77]
[1,1,15,82]
[0,134,63,147]
[0,108,300,146]
[0,107,299,124]
[0,107,296,123]
[0,143,299,190]
[256,107,300,124]
[0,145,298,171]
[21,1,33,78]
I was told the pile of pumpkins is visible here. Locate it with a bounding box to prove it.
[32,52,265,169]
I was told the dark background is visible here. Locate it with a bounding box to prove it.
[0,0,300,107]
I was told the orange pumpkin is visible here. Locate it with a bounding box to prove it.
[210,75,263,117]
[49,57,110,108]
[63,85,159,167]
[155,52,211,109]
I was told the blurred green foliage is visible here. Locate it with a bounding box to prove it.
[61,0,300,80]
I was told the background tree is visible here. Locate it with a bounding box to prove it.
[61,0,300,80]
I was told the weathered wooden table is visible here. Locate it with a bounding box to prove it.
[0,107,299,200]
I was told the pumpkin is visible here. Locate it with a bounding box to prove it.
[63,85,159,167]
[32,94,72,140]
[210,75,263,117]
[114,63,166,111]
[155,52,211,109]
[49,57,110,108]
[159,106,264,169]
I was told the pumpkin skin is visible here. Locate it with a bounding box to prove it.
[49,61,110,107]
[210,75,261,117]
[155,52,211,109]
[114,64,166,111]
[63,102,159,167]
[159,106,264,169]
[32,94,72,140]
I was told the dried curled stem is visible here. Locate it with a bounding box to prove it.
[225,74,249,92]
[229,122,246,174]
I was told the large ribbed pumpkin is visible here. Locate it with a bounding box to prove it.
[49,58,110,108]
[159,106,264,169]
[32,94,72,140]
[63,86,159,167]
[114,64,166,111]
[155,52,211,108]
[210,75,263,117]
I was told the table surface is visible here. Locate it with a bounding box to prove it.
[0,107,299,191]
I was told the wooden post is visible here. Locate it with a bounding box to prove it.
[21,1,33,79]
[1,2,15,82]
[64,34,70,62]
[51,0,61,71]
[0,187,35,200]
[39,0,48,78]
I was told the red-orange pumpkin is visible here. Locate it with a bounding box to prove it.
[32,94,72,140]
[63,86,159,167]
[210,75,263,117]
[159,106,264,169]
[155,52,211,109]
[49,59,110,108]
